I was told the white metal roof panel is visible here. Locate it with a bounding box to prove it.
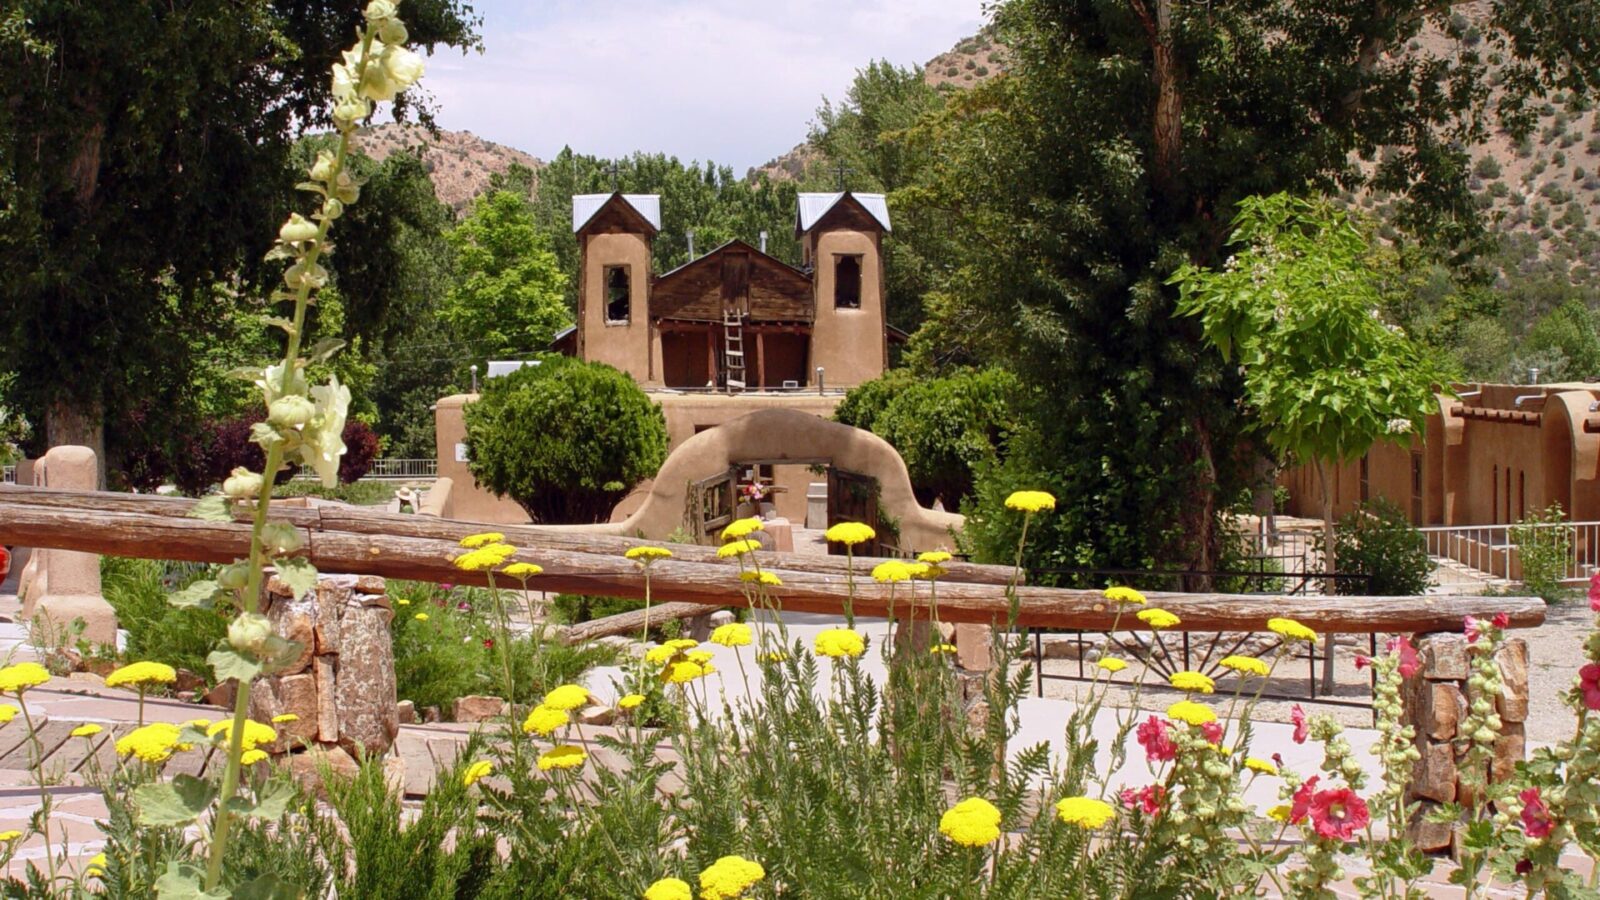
[795,192,891,233]
[571,193,662,233]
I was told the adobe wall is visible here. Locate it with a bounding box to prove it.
[807,228,886,389]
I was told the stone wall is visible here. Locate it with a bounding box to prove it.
[1403,632,1529,853]
[251,573,398,762]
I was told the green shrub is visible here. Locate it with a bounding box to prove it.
[1328,499,1432,595]
[101,556,229,676]
[1510,502,1574,603]
[463,355,667,524]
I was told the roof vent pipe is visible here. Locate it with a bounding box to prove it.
[1529,366,1540,385]
[686,230,695,259]
[760,230,768,254]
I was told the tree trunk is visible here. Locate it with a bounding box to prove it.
[1149,0,1182,200]
[45,400,105,489]
[1316,458,1337,693]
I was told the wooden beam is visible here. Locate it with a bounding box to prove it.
[560,601,710,645]
[0,499,1546,634]
[0,485,1019,584]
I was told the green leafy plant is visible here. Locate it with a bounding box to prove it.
[1510,503,1575,603]
[1328,499,1433,596]
[463,355,668,524]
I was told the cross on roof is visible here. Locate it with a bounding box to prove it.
[834,162,853,192]
[605,161,620,192]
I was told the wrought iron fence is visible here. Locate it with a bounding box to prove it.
[1018,568,1378,714]
[1417,519,1600,585]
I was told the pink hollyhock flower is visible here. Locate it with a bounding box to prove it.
[1137,716,1177,763]
[1119,787,1138,809]
[1309,788,1370,841]
[440,582,455,592]
[1200,721,1224,745]
[1289,775,1320,824]
[1291,704,1308,744]
[1465,615,1483,643]
[1580,663,1600,711]
[1387,635,1421,679]
[1354,655,1371,671]
[1135,785,1164,815]
[1519,788,1553,839]
[1493,612,1510,629]
[1589,571,1600,612]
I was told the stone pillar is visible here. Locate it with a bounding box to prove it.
[251,573,398,769]
[1402,632,1530,853]
[18,446,117,645]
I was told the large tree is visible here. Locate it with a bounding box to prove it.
[0,0,478,476]
[907,0,1600,576]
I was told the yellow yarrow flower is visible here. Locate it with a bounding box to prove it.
[931,643,958,655]
[644,646,678,666]
[503,562,544,578]
[918,550,953,564]
[813,628,866,659]
[1004,490,1056,513]
[271,714,299,724]
[662,660,708,684]
[536,745,587,771]
[720,517,765,541]
[1267,617,1317,642]
[717,539,761,559]
[396,598,411,606]
[824,521,875,546]
[1103,586,1147,605]
[1219,655,1270,677]
[759,651,789,663]
[0,831,20,842]
[939,796,1002,847]
[1244,757,1279,776]
[452,542,517,571]
[85,851,107,878]
[665,638,699,651]
[1266,804,1292,822]
[1096,657,1128,673]
[542,684,590,711]
[643,877,693,900]
[0,662,50,693]
[1166,700,1218,727]
[686,650,714,666]
[1137,608,1181,630]
[70,724,102,738]
[617,693,646,710]
[698,855,766,900]
[0,704,17,723]
[458,531,505,548]
[871,561,914,583]
[1168,671,1216,694]
[414,613,430,622]
[240,749,269,766]
[739,570,782,586]
[117,722,185,764]
[522,705,568,736]
[462,759,493,787]
[711,623,752,647]
[624,546,673,563]
[207,719,277,751]
[105,661,177,688]
[1055,796,1116,830]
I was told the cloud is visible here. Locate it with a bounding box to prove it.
[418,0,986,172]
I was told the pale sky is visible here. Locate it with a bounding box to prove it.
[416,0,989,173]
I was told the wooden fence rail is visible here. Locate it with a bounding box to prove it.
[0,486,1547,634]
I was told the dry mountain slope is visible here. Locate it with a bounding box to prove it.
[354,123,543,211]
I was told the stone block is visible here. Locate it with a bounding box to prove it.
[249,672,319,750]
[1419,633,1469,680]
[1494,639,1529,723]
[684,614,713,642]
[265,593,316,674]
[396,700,416,725]
[707,610,736,628]
[288,746,360,799]
[1403,676,1464,741]
[315,656,339,743]
[334,597,399,756]
[355,575,387,595]
[312,579,346,654]
[1493,722,1526,783]
[577,705,616,726]
[452,694,509,723]
[1411,740,1457,803]
[1406,802,1455,852]
[953,623,992,672]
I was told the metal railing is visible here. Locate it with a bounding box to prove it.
[292,458,437,482]
[1417,519,1600,584]
[1019,569,1378,713]
[1,466,13,484]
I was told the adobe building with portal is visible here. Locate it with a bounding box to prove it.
[432,191,962,552]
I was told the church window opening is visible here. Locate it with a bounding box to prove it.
[833,255,862,309]
[605,265,631,323]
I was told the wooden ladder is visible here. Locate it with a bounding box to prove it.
[722,309,746,392]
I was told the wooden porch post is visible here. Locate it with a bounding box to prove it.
[706,329,716,387]
[757,330,767,391]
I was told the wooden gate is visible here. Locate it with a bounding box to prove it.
[827,468,886,556]
[684,466,738,544]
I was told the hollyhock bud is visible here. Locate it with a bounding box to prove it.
[378,18,408,45]
[364,0,398,20]
[278,213,319,244]
[333,171,360,204]
[268,395,316,428]
[283,260,329,291]
[382,46,424,91]
[222,467,263,499]
[309,151,337,183]
[228,612,273,654]
[321,198,344,220]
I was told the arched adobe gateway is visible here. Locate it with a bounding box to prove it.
[560,407,963,553]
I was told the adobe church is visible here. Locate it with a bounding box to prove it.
[553,189,893,391]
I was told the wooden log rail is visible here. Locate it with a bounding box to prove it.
[0,485,1015,586]
[0,486,1546,635]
